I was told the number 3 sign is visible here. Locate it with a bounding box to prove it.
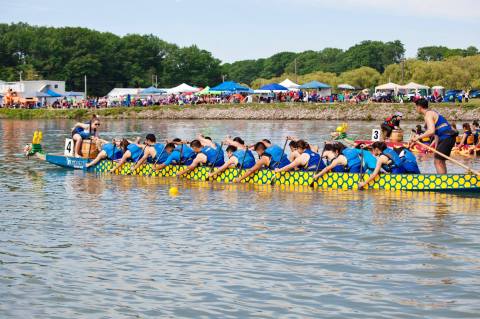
[371,129,381,142]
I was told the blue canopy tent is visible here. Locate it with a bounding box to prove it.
[140,86,166,94]
[46,89,63,97]
[259,83,289,91]
[210,81,250,92]
[299,81,331,89]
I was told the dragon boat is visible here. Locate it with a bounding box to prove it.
[28,148,480,194]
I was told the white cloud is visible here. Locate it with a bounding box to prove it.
[289,0,480,19]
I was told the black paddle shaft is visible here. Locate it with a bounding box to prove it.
[235,145,250,179]
[270,138,289,186]
[309,143,327,188]
[209,142,224,174]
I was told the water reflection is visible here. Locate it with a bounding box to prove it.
[1,119,480,318]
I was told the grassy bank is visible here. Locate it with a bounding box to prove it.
[1,102,480,121]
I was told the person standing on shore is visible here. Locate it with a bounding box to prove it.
[411,98,457,174]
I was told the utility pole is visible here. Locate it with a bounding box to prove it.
[222,75,226,83]
[84,75,87,98]
[155,75,158,88]
[294,58,298,83]
[401,57,405,84]
[19,71,23,81]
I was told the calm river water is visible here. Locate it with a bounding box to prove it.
[1,119,480,318]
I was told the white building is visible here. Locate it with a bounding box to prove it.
[0,80,67,106]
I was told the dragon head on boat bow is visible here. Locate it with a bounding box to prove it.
[24,130,44,158]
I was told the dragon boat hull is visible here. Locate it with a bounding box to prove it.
[43,154,480,193]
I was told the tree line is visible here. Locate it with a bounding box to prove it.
[251,55,480,91]
[0,23,478,95]
[0,23,222,96]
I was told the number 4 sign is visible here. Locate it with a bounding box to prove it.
[64,138,74,156]
[371,129,381,142]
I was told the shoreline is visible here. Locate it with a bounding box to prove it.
[1,102,480,121]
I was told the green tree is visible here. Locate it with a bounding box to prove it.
[339,67,381,89]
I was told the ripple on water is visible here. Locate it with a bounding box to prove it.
[1,119,480,318]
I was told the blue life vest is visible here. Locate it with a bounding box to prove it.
[381,148,404,173]
[265,145,290,169]
[150,144,169,164]
[303,149,323,171]
[434,111,455,141]
[177,145,196,164]
[233,149,255,169]
[102,143,123,160]
[72,121,92,139]
[127,144,144,162]
[201,143,225,167]
[342,148,361,173]
[399,149,420,174]
[359,149,377,174]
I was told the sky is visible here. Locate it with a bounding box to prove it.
[1,0,479,63]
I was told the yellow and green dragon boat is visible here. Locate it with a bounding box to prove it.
[29,150,480,194]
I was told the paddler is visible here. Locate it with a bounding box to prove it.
[358,141,408,189]
[109,136,148,173]
[312,142,362,180]
[413,125,432,144]
[274,139,324,172]
[381,112,402,139]
[396,147,421,174]
[85,138,124,168]
[208,137,256,179]
[411,98,457,174]
[71,114,100,157]
[176,134,225,176]
[355,143,377,174]
[154,138,196,170]
[234,139,290,183]
[457,123,474,147]
[131,134,171,171]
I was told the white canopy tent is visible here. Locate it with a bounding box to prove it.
[432,85,445,90]
[375,82,400,94]
[279,78,300,90]
[399,82,430,90]
[166,83,199,94]
[107,88,143,99]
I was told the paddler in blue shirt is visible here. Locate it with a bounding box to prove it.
[396,147,421,174]
[131,134,172,171]
[109,136,150,173]
[358,141,406,189]
[234,139,290,183]
[274,139,324,172]
[312,142,362,180]
[154,138,196,171]
[176,134,225,177]
[208,136,256,180]
[86,138,124,168]
[355,143,377,174]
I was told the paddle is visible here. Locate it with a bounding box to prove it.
[232,145,250,182]
[207,142,224,180]
[269,138,289,186]
[309,142,327,188]
[358,148,365,189]
[149,145,166,177]
[412,140,480,176]
[129,144,147,175]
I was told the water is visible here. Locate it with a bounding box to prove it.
[1,119,480,318]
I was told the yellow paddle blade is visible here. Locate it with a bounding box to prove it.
[38,131,43,143]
